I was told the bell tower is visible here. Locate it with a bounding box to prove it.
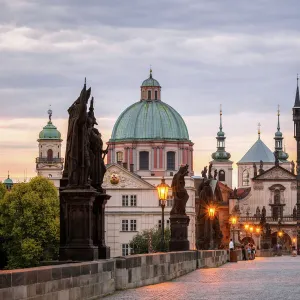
[292,74,300,254]
[36,108,63,188]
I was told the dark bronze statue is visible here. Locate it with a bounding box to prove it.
[213,169,218,180]
[201,166,208,179]
[196,168,223,250]
[170,164,189,215]
[63,81,91,187]
[208,162,213,179]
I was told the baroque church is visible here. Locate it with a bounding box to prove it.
[29,70,300,256]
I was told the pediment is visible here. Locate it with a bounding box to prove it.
[102,164,155,189]
[254,166,296,181]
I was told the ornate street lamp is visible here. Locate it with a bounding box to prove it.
[208,206,216,219]
[230,216,238,245]
[157,177,170,252]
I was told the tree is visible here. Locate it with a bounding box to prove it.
[129,227,171,254]
[0,176,59,269]
[0,183,6,200]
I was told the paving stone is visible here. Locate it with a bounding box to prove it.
[104,256,300,300]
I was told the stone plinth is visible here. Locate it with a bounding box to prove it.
[169,215,190,251]
[59,188,99,261]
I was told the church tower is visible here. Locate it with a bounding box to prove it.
[211,105,233,188]
[36,108,63,188]
[274,105,289,162]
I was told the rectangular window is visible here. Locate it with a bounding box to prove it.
[166,220,170,228]
[122,195,129,206]
[158,220,162,228]
[139,151,149,170]
[117,151,123,162]
[155,90,158,100]
[167,200,173,207]
[167,151,175,170]
[122,244,130,256]
[130,195,137,206]
[122,220,129,231]
[130,220,137,231]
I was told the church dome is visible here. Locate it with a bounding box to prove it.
[141,70,160,87]
[110,100,189,141]
[39,121,61,140]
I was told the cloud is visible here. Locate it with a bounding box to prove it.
[1,0,300,186]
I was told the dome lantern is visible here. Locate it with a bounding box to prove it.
[140,68,161,101]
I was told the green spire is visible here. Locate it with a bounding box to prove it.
[212,104,231,161]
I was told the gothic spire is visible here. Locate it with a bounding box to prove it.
[277,105,280,132]
[295,74,300,107]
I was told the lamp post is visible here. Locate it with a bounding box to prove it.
[208,204,216,249]
[157,177,170,252]
[230,216,238,245]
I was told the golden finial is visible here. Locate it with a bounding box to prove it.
[258,122,261,139]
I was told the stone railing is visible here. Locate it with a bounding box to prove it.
[0,250,235,299]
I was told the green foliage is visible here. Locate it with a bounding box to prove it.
[0,176,59,269]
[0,183,6,200]
[129,227,171,254]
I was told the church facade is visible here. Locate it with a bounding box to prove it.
[104,70,196,257]
[229,81,299,251]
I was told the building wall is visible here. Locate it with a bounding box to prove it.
[211,161,233,188]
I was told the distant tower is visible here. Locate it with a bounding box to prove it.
[36,108,63,188]
[292,74,300,254]
[211,105,233,188]
[3,171,13,190]
[274,105,289,161]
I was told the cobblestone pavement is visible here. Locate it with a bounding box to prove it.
[105,257,300,300]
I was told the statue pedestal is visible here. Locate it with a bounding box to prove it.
[59,188,99,261]
[169,215,190,251]
[93,193,111,259]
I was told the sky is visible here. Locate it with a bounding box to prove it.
[0,0,299,187]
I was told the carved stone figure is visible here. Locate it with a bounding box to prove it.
[256,206,261,218]
[261,206,266,223]
[170,164,189,215]
[291,161,295,175]
[63,82,91,187]
[259,160,264,175]
[253,163,257,177]
[293,205,297,219]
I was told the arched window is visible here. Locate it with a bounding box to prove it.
[219,170,225,181]
[139,151,149,170]
[148,90,151,100]
[40,152,42,158]
[242,169,249,186]
[47,149,53,161]
[116,151,123,162]
[58,152,60,158]
[155,90,158,100]
[167,151,175,170]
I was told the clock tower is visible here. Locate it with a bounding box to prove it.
[36,108,63,188]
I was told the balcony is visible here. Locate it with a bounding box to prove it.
[36,157,64,164]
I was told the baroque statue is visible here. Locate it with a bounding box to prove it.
[170,164,189,215]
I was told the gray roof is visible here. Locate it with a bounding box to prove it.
[238,138,275,163]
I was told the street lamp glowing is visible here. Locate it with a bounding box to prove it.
[244,224,249,231]
[230,216,237,225]
[293,238,296,243]
[278,231,283,237]
[256,227,261,234]
[157,178,170,202]
[250,226,254,233]
[208,206,216,218]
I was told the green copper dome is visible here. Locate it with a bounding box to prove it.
[39,121,61,140]
[3,177,13,185]
[110,100,190,141]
